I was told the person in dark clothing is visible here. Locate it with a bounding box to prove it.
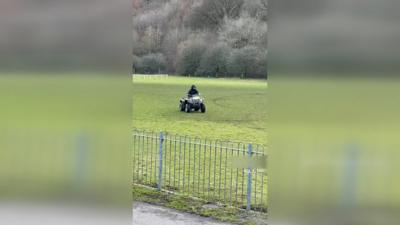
[187,85,199,97]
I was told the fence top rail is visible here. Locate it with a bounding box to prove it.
[132,129,267,154]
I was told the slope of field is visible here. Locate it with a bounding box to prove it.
[132,76,268,146]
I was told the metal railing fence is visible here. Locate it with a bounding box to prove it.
[132,129,267,211]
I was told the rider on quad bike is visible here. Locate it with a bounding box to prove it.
[180,85,206,113]
[187,85,199,97]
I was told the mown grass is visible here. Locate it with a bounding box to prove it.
[133,75,400,223]
[132,76,268,146]
[132,76,268,222]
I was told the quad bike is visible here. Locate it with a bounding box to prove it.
[179,94,206,113]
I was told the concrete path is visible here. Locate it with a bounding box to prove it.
[0,201,129,225]
[0,201,231,225]
[133,202,231,225]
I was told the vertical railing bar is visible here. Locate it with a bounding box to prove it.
[182,136,187,193]
[150,132,158,184]
[168,134,172,187]
[132,133,136,181]
[241,144,246,207]
[132,134,137,181]
[142,132,145,182]
[134,131,137,180]
[137,132,141,181]
[193,138,198,195]
[138,131,141,182]
[136,132,140,181]
[173,135,177,188]
[198,138,202,195]
[178,135,182,191]
[203,138,207,198]
[153,132,158,184]
[263,148,267,211]
[219,142,223,201]
[260,163,265,210]
[157,132,164,190]
[246,143,253,211]
[234,142,239,206]
[213,140,217,200]
[188,136,191,194]
[163,133,168,188]
[148,132,152,184]
[135,132,140,182]
[143,133,151,183]
[223,142,227,202]
[254,145,259,208]
[147,133,153,184]
[229,142,234,205]
[199,138,202,195]
[208,140,212,200]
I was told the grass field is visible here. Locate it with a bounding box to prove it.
[133,75,400,218]
[132,76,268,145]
[269,77,400,223]
[2,74,398,224]
[132,75,268,223]
[0,74,130,204]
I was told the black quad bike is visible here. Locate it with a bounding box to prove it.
[179,95,206,113]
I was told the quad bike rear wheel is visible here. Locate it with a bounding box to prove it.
[186,103,192,113]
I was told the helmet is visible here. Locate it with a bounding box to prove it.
[191,85,197,89]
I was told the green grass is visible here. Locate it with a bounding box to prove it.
[132,76,268,221]
[0,73,130,205]
[269,77,400,216]
[133,75,400,222]
[132,76,268,210]
[132,76,268,146]
[133,185,267,225]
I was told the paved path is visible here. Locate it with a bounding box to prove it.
[0,201,129,225]
[133,202,231,225]
[0,201,231,225]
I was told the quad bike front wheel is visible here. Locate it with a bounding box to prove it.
[180,102,185,111]
[200,103,206,113]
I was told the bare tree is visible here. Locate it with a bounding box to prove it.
[190,0,244,30]
[162,27,191,72]
[242,0,268,21]
[176,35,208,76]
[132,0,267,77]
[219,14,267,49]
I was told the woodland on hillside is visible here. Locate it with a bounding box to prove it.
[132,0,268,78]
